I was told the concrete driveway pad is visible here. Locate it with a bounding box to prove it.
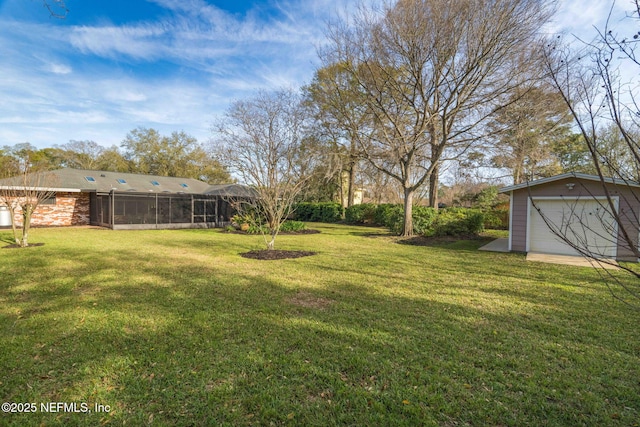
[526,252,619,269]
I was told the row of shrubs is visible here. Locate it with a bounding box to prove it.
[230,216,307,234]
[343,203,485,236]
[294,202,344,223]
[293,202,508,236]
[247,220,306,234]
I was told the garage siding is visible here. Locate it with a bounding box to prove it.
[511,190,529,252]
[510,177,640,261]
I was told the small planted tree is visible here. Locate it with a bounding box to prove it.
[0,160,57,247]
[214,89,315,251]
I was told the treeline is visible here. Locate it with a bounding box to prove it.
[0,127,231,184]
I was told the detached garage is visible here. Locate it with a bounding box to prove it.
[499,173,640,262]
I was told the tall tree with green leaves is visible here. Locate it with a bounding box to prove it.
[550,133,594,174]
[1,143,66,171]
[121,127,231,183]
[94,146,131,172]
[58,140,106,170]
[304,63,371,207]
[489,86,572,184]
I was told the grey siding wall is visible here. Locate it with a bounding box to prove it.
[511,190,528,252]
[510,177,640,261]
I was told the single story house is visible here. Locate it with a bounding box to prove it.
[0,168,254,230]
[499,172,640,262]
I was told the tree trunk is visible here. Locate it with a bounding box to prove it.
[7,205,19,245]
[513,165,522,185]
[428,165,440,210]
[21,204,33,247]
[266,224,277,250]
[403,188,414,237]
[347,160,357,207]
[337,172,346,209]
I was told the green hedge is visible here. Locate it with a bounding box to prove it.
[429,208,485,237]
[294,202,343,223]
[344,203,437,235]
[245,220,307,234]
[373,204,403,229]
[297,202,488,237]
[483,207,509,230]
[410,206,439,236]
[344,203,378,224]
[382,206,437,235]
[280,220,307,232]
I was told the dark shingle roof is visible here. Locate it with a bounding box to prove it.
[59,169,216,193]
[0,169,214,194]
[0,168,257,197]
[205,183,259,198]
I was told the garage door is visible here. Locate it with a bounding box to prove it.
[529,198,617,258]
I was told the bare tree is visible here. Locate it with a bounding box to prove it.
[321,0,555,235]
[0,159,57,247]
[213,89,314,251]
[0,157,22,245]
[541,1,640,302]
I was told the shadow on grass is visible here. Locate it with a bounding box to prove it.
[348,231,394,238]
[396,235,494,250]
[0,232,16,245]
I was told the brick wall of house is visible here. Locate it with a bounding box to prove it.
[8,192,90,227]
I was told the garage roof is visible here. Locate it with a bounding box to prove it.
[499,172,640,193]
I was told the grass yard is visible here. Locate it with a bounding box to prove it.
[0,224,639,426]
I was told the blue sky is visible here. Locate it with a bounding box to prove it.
[0,0,635,150]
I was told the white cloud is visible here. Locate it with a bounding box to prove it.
[69,24,168,60]
[104,88,148,103]
[33,55,73,75]
[49,63,73,74]
[549,0,634,40]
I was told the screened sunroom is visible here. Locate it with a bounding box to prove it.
[89,191,238,230]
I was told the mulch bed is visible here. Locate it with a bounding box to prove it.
[240,250,317,260]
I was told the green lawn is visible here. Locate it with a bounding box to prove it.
[0,224,639,426]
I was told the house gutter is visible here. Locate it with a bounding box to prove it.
[0,186,82,192]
